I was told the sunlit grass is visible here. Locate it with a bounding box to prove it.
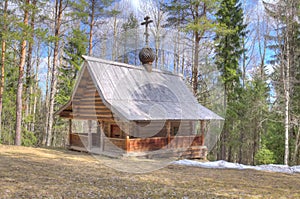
[0,145,299,198]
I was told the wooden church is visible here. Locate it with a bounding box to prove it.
[56,16,223,159]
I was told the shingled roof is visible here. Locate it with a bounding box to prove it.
[56,56,223,121]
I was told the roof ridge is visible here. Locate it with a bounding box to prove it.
[82,55,183,77]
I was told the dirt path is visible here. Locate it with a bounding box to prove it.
[0,145,299,198]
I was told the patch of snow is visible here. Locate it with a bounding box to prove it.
[291,165,300,173]
[173,160,300,174]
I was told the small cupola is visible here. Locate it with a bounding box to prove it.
[139,16,155,72]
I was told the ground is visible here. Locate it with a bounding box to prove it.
[0,145,300,198]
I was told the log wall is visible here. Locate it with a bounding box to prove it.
[70,68,115,121]
[131,121,196,138]
[126,135,203,152]
[70,133,203,153]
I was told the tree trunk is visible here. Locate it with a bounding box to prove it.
[25,0,36,131]
[112,12,118,60]
[89,0,95,56]
[192,32,200,95]
[238,130,244,164]
[0,0,8,141]
[219,87,228,160]
[284,34,290,165]
[42,45,52,145]
[31,39,41,133]
[15,0,30,146]
[292,127,300,164]
[46,0,63,146]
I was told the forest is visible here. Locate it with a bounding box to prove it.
[0,0,299,166]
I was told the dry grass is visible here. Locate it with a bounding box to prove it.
[0,145,300,198]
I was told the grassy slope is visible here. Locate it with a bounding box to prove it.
[0,145,299,199]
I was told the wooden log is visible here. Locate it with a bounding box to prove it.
[77,85,97,90]
[72,105,110,110]
[73,97,104,102]
[62,115,115,122]
[73,99,104,103]
[71,110,113,116]
[70,113,114,118]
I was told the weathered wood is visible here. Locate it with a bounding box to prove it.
[69,119,72,146]
[69,133,205,159]
[72,98,104,103]
[88,120,92,151]
[201,120,205,146]
[72,106,110,110]
[103,137,126,151]
[100,121,104,152]
[77,84,96,90]
[126,136,130,152]
[76,109,112,115]
[128,137,168,152]
[71,113,114,119]
[70,133,88,148]
[73,99,105,104]
[62,115,115,122]
[167,121,171,147]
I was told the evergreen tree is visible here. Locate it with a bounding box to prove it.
[214,0,247,160]
[120,12,138,64]
[264,0,300,165]
[57,28,88,106]
[15,0,30,146]
[162,0,221,95]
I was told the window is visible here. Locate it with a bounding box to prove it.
[173,127,179,136]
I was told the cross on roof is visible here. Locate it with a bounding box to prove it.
[141,16,153,46]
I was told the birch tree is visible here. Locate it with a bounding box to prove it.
[264,0,300,165]
[46,0,64,146]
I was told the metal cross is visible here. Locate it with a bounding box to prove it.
[141,16,153,46]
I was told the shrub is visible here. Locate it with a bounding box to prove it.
[22,130,37,147]
[255,145,275,165]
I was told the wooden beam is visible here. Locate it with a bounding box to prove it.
[70,113,114,118]
[126,135,130,152]
[71,111,112,116]
[166,121,171,147]
[123,122,130,139]
[73,98,104,103]
[88,120,92,151]
[200,120,205,146]
[100,121,104,152]
[72,109,112,114]
[72,105,110,110]
[69,119,72,146]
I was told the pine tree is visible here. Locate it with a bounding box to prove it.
[120,12,138,64]
[57,28,88,106]
[0,0,9,141]
[162,0,220,95]
[15,0,30,146]
[214,0,247,160]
